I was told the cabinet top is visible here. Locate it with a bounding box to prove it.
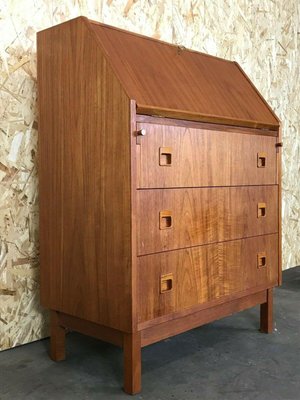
[40,17,280,131]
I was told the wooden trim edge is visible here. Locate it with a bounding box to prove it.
[141,290,267,347]
[136,114,278,137]
[137,105,279,132]
[58,312,124,347]
[233,62,280,124]
[277,123,283,285]
[130,99,138,330]
[138,283,277,331]
[83,17,132,100]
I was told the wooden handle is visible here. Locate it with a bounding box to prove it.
[257,202,266,218]
[159,210,172,229]
[160,273,173,293]
[159,147,172,166]
[257,252,267,268]
[257,152,266,168]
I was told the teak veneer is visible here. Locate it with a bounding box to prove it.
[37,17,281,395]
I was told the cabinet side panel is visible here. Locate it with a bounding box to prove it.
[37,19,132,331]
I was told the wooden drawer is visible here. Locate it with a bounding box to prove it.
[138,185,278,255]
[136,123,277,188]
[138,234,278,323]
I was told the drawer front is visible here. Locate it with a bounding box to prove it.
[138,186,278,255]
[136,123,277,188]
[138,234,278,323]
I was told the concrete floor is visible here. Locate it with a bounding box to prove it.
[1,267,299,400]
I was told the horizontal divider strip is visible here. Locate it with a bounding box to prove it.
[136,106,279,133]
[136,114,279,136]
[137,183,279,191]
[137,232,279,258]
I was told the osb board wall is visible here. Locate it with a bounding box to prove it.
[0,0,299,351]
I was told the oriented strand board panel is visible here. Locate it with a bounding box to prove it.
[0,0,299,350]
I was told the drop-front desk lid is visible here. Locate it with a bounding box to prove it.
[49,17,281,131]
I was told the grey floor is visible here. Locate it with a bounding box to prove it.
[1,267,299,400]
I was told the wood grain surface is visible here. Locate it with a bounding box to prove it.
[137,186,278,255]
[89,18,279,130]
[277,125,283,285]
[138,234,278,323]
[136,122,277,188]
[37,17,281,395]
[123,332,142,394]
[260,288,273,333]
[59,312,124,347]
[38,18,133,332]
[136,115,278,137]
[141,290,268,347]
[49,310,66,362]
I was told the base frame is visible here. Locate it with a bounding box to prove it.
[49,288,273,395]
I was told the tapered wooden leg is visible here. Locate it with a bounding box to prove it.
[50,310,66,361]
[260,289,273,333]
[123,332,141,395]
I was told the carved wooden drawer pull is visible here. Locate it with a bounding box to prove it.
[257,252,267,268]
[257,152,266,168]
[159,147,172,166]
[160,273,173,293]
[159,210,173,229]
[257,202,266,218]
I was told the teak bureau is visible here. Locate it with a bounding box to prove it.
[37,17,282,394]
